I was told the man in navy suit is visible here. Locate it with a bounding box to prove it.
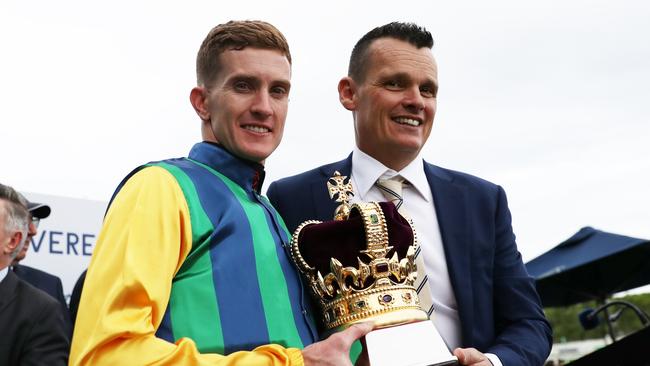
[12,197,72,336]
[0,183,69,366]
[268,22,552,366]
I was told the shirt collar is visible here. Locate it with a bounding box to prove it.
[188,141,266,194]
[0,267,8,284]
[351,148,431,202]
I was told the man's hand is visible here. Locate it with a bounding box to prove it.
[453,348,493,366]
[302,322,373,366]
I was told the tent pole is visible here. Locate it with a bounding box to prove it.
[598,297,617,342]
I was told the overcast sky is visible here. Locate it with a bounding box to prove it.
[2,0,649,263]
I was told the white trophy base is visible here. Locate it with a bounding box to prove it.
[364,320,458,366]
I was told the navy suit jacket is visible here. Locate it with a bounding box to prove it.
[267,155,552,366]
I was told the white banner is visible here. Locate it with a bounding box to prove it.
[20,192,107,304]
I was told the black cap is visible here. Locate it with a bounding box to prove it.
[28,201,51,219]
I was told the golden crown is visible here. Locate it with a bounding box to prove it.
[290,173,428,331]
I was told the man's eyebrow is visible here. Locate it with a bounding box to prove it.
[269,75,291,90]
[227,74,260,85]
[378,72,410,81]
[227,74,291,89]
[378,72,438,88]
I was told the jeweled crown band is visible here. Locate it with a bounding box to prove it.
[351,202,389,256]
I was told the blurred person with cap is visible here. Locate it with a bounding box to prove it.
[0,183,69,366]
[12,195,72,336]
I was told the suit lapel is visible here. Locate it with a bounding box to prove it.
[424,162,474,346]
[312,155,353,221]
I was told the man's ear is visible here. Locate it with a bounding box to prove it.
[338,77,358,111]
[190,87,210,121]
[6,231,23,254]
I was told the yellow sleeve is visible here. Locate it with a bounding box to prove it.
[69,166,304,366]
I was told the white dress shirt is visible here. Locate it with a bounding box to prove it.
[0,266,8,283]
[350,148,502,366]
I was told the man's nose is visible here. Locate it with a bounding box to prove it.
[401,86,425,112]
[251,90,273,118]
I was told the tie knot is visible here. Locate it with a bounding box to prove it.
[375,177,407,211]
[375,177,405,196]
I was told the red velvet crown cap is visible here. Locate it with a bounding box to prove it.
[296,202,414,276]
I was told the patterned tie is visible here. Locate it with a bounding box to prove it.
[375,178,435,318]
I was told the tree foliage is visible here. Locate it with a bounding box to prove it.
[544,292,650,342]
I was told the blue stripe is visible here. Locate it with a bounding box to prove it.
[155,305,175,342]
[259,196,317,346]
[171,159,271,354]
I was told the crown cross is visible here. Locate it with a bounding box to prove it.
[327,171,355,221]
[327,171,354,203]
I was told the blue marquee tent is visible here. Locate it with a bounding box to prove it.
[525,226,650,307]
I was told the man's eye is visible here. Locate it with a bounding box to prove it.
[234,82,252,92]
[420,87,435,98]
[385,80,402,90]
[270,86,288,97]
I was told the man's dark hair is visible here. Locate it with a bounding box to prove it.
[196,20,291,88]
[348,22,433,82]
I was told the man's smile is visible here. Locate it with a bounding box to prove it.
[242,124,271,134]
[392,116,422,127]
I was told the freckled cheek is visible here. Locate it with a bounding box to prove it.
[425,102,437,120]
[275,113,287,129]
[275,114,288,131]
[272,97,288,108]
[276,103,288,116]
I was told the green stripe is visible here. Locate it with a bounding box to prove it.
[152,162,225,352]
[239,197,304,347]
[191,160,303,348]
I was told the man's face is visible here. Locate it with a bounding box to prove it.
[13,218,36,263]
[0,202,23,267]
[343,38,438,170]
[193,47,291,164]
